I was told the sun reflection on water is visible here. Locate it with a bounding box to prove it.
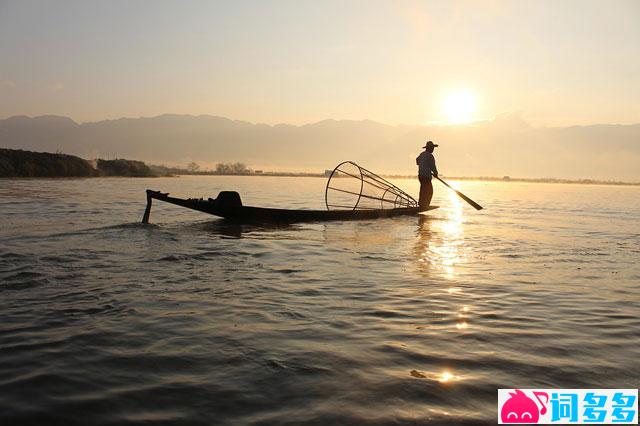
[412,184,474,334]
[455,321,468,330]
[410,369,463,384]
[439,371,454,382]
[413,186,466,280]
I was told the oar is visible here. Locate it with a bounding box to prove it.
[434,176,483,210]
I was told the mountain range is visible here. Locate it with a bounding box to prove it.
[1,113,639,181]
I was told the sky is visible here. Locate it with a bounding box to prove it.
[1,0,639,126]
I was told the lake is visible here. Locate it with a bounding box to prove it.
[1,176,639,425]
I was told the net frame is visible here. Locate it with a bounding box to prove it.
[324,161,418,211]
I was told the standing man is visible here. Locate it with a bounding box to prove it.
[416,141,438,208]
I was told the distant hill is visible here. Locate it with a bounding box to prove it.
[1,114,639,181]
[0,148,154,178]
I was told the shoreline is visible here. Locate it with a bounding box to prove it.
[3,173,638,187]
[171,172,640,187]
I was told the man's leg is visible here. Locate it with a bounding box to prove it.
[424,179,433,207]
[419,176,432,208]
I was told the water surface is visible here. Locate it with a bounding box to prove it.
[1,176,639,425]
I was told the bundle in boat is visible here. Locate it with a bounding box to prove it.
[325,161,418,211]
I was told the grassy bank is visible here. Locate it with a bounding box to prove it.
[0,148,155,178]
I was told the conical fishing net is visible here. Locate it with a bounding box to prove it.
[325,161,418,211]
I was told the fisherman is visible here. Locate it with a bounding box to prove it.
[416,141,438,208]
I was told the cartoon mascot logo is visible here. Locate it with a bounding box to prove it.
[501,389,548,423]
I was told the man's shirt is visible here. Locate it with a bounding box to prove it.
[416,151,438,178]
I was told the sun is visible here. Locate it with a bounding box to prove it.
[442,91,476,124]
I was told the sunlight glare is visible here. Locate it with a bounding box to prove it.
[442,91,476,124]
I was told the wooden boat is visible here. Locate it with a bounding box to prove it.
[142,189,438,223]
[142,161,438,223]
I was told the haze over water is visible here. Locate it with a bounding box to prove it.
[1,176,639,424]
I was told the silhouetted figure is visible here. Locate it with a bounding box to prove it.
[416,141,438,208]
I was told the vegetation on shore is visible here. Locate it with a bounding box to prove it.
[150,161,251,176]
[149,162,327,178]
[0,148,155,178]
[96,159,154,177]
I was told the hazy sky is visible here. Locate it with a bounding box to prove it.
[1,0,639,126]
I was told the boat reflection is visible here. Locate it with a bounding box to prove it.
[192,220,300,239]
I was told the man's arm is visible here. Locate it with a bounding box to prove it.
[428,154,438,178]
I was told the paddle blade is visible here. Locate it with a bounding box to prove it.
[455,189,483,210]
